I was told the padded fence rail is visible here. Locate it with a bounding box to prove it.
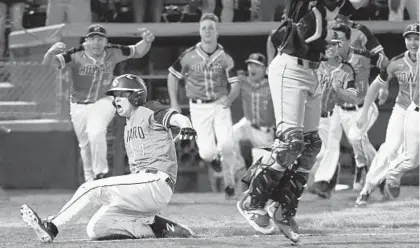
[0,61,63,120]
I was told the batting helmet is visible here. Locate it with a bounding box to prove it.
[106,74,148,107]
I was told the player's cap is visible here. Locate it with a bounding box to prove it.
[403,23,419,38]
[330,31,343,44]
[86,24,107,38]
[245,53,267,67]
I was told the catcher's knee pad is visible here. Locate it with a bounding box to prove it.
[273,128,304,167]
[247,166,284,209]
[297,131,322,171]
[271,169,308,219]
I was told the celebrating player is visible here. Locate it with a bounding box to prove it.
[42,24,155,182]
[167,13,240,199]
[237,0,346,243]
[308,33,359,199]
[355,23,419,206]
[233,53,275,188]
[309,22,388,198]
[20,74,196,243]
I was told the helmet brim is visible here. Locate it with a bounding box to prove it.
[106,88,137,96]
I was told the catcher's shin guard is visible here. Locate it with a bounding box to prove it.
[247,166,284,209]
[271,167,308,219]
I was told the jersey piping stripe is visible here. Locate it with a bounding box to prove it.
[51,178,162,222]
[305,7,322,43]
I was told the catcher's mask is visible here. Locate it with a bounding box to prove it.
[106,74,148,107]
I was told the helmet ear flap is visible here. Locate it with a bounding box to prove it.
[128,90,146,106]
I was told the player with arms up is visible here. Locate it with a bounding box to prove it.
[237,0,346,243]
[355,23,419,206]
[167,13,240,199]
[42,24,155,182]
[20,74,196,243]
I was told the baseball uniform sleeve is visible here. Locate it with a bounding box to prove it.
[108,44,136,63]
[55,45,82,69]
[169,48,193,80]
[355,23,383,54]
[144,101,178,129]
[225,53,239,84]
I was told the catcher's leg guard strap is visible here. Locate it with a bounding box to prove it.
[248,166,283,209]
[273,128,304,168]
[241,149,275,186]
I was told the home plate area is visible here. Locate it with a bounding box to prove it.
[0,187,418,248]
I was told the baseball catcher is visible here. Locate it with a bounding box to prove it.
[237,0,349,243]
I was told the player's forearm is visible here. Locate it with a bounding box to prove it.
[227,82,240,102]
[132,40,152,58]
[361,80,382,113]
[335,88,358,104]
[266,36,276,65]
[167,74,179,105]
[42,51,58,66]
[169,114,193,129]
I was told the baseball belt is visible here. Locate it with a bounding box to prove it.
[321,110,333,118]
[144,168,175,192]
[340,103,364,111]
[190,99,216,104]
[251,123,274,133]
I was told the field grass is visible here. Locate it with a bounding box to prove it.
[0,186,418,248]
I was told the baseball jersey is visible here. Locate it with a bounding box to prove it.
[239,75,275,127]
[377,51,419,108]
[124,101,179,181]
[168,43,239,101]
[343,47,372,106]
[317,59,357,113]
[56,44,136,103]
[350,22,383,55]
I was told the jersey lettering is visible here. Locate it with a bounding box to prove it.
[126,126,145,142]
[396,72,417,85]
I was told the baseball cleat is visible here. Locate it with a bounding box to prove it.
[236,197,275,235]
[355,193,369,207]
[224,186,236,200]
[378,180,390,200]
[267,202,300,243]
[353,166,367,191]
[384,180,400,199]
[20,204,58,243]
[151,215,195,238]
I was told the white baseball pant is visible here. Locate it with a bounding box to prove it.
[314,104,378,183]
[70,96,115,182]
[385,103,419,186]
[308,113,332,185]
[359,104,406,194]
[50,170,173,239]
[189,100,236,188]
[232,117,274,171]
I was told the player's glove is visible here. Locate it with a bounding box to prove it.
[178,127,197,140]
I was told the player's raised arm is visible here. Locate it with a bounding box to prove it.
[266,31,276,66]
[131,28,155,58]
[42,42,71,69]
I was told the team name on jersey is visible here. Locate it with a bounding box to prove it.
[79,62,114,76]
[319,74,344,87]
[396,72,417,85]
[191,62,223,74]
[126,126,145,142]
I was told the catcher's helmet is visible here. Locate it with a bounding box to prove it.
[106,74,147,107]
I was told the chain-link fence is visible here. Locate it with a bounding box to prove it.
[0,61,64,120]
